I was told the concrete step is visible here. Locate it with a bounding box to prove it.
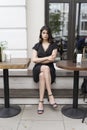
[0,76,84,89]
[0,88,85,98]
[0,69,86,100]
[0,88,86,105]
[0,70,85,89]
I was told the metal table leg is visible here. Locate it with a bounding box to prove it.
[0,69,21,118]
[61,71,84,119]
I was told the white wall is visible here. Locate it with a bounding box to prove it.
[27,0,45,69]
[0,1,27,58]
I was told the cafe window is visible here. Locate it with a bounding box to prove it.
[0,0,27,58]
[46,0,87,60]
[48,3,69,38]
[45,0,69,60]
[81,22,87,30]
[82,13,87,19]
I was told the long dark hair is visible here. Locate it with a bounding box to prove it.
[39,25,54,43]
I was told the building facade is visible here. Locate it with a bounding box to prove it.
[0,0,87,69]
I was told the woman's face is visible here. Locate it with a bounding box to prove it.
[41,29,49,41]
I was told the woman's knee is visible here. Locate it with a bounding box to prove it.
[44,66,50,74]
[41,65,50,73]
[39,72,45,80]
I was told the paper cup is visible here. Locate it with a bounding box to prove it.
[6,53,11,61]
[76,54,82,65]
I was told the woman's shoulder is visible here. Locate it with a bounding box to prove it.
[32,42,41,50]
[34,42,41,47]
[51,41,58,48]
[35,42,40,46]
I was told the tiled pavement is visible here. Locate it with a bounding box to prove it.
[0,104,87,130]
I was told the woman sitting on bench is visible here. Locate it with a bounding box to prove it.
[32,25,58,114]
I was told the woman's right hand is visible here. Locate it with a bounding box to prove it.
[48,55,54,62]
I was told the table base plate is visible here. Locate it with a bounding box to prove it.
[62,105,85,119]
[0,105,21,118]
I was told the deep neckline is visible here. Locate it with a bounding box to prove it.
[41,43,50,52]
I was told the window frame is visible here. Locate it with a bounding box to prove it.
[45,0,87,60]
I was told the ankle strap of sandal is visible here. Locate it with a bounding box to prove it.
[39,101,44,103]
[49,94,53,96]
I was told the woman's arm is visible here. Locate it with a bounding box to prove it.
[51,49,58,60]
[32,49,58,64]
[32,50,48,63]
[41,49,58,63]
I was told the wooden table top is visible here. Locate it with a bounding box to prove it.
[56,60,87,71]
[0,58,31,69]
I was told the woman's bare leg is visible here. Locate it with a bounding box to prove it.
[41,66,56,105]
[39,72,46,101]
[38,71,46,112]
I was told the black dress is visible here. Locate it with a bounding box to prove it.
[32,42,58,84]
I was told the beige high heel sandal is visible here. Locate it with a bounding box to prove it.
[37,101,44,114]
[48,94,58,109]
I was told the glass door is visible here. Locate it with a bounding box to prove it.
[45,0,87,60]
[49,3,69,59]
[75,2,87,54]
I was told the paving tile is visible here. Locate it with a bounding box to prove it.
[64,120,87,130]
[62,110,87,130]
[0,105,87,130]
[31,121,64,130]
[18,120,32,130]
[0,126,17,130]
[21,105,63,121]
[0,117,19,130]
[18,120,64,130]
[0,105,24,130]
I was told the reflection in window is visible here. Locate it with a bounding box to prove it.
[77,3,87,35]
[81,22,87,30]
[82,13,87,19]
[48,3,69,60]
[49,3,69,38]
